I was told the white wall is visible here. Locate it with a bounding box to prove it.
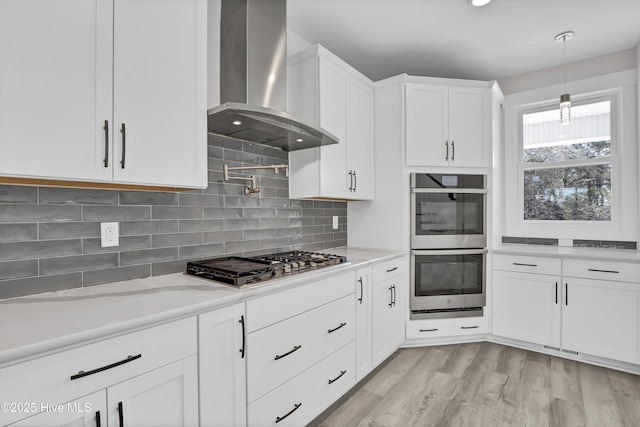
[498,49,637,95]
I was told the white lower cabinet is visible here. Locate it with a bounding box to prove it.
[371,259,406,367]
[1,318,198,427]
[493,254,640,365]
[247,342,355,427]
[405,316,489,340]
[562,278,639,364]
[198,303,247,427]
[354,267,373,381]
[492,270,561,347]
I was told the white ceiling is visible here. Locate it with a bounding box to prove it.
[287,0,640,83]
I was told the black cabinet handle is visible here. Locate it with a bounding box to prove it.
[388,286,393,308]
[460,325,479,330]
[588,268,619,274]
[328,322,347,333]
[239,315,246,359]
[555,282,558,304]
[386,267,398,273]
[348,170,353,191]
[419,328,439,332]
[275,345,301,361]
[120,123,126,169]
[451,140,455,161]
[117,402,124,427]
[95,410,101,427]
[275,403,302,423]
[103,120,109,168]
[70,354,142,380]
[445,141,449,161]
[565,283,568,306]
[357,277,363,304]
[328,370,347,385]
[353,170,357,192]
[513,262,537,267]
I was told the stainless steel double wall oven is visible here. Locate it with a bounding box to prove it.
[410,173,487,319]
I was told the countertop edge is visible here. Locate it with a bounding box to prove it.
[492,244,640,262]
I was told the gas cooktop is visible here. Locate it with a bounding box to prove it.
[185,251,348,287]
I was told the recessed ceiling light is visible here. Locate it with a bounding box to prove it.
[295,138,303,142]
[469,0,492,6]
[232,120,243,126]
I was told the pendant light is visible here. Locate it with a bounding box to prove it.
[555,30,574,125]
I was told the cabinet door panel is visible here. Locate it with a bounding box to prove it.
[107,355,198,427]
[199,304,247,427]
[372,278,393,366]
[318,57,349,198]
[7,391,106,427]
[347,79,374,199]
[448,86,488,167]
[0,0,113,182]
[355,267,372,381]
[492,271,561,347]
[112,0,206,187]
[405,84,447,167]
[563,279,639,363]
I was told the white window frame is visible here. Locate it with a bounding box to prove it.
[503,71,637,241]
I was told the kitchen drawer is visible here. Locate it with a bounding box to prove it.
[0,317,196,426]
[406,316,489,340]
[372,256,406,282]
[247,294,355,403]
[563,259,640,283]
[493,254,561,276]
[246,270,354,333]
[248,341,356,427]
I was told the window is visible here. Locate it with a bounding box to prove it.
[520,97,614,222]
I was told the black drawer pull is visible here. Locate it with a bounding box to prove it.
[95,410,102,427]
[275,402,302,423]
[419,328,439,332]
[239,315,246,359]
[328,322,347,333]
[275,345,301,361]
[461,326,480,330]
[117,401,124,427]
[70,354,142,380]
[513,262,537,267]
[386,267,398,273]
[328,370,347,385]
[120,123,126,169]
[588,268,619,274]
[358,277,363,304]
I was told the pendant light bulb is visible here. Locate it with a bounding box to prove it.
[555,31,574,125]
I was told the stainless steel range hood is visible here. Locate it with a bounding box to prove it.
[207,0,338,151]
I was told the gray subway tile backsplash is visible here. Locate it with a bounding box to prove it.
[0,135,347,299]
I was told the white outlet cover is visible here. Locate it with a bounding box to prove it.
[558,238,573,247]
[332,216,339,230]
[100,222,119,248]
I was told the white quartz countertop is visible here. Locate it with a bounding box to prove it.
[493,243,640,262]
[0,247,403,366]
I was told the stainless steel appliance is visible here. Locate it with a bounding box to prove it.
[411,173,486,249]
[186,251,348,287]
[410,173,487,319]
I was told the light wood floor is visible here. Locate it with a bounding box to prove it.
[310,342,640,427]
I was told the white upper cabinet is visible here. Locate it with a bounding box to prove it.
[0,0,207,189]
[405,83,490,168]
[289,45,374,200]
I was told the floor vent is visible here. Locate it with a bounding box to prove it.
[562,348,579,356]
[544,345,561,352]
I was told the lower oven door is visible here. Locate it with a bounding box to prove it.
[411,249,486,314]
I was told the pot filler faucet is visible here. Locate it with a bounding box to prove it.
[223,164,289,196]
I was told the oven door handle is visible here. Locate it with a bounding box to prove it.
[411,249,488,256]
[411,188,488,194]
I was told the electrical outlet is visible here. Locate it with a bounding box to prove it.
[332,216,339,230]
[100,222,119,248]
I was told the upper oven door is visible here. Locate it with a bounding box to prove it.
[411,188,486,249]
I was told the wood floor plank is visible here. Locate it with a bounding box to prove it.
[578,362,626,427]
[550,356,583,404]
[606,368,640,426]
[550,397,586,427]
[362,347,430,397]
[316,389,382,427]
[438,342,481,378]
[510,359,551,427]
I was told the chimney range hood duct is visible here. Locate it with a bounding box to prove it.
[207,0,339,151]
